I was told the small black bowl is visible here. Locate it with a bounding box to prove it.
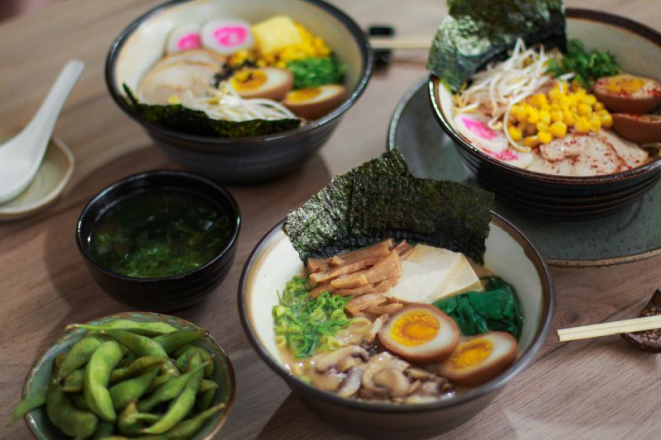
[76,170,240,312]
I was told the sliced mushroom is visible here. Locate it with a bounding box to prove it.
[314,345,369,373]
[406,367,435,381]
[337,356,360,372]
[373,368,411,397]
[408,380,421,395]
[361,352,410,398]
[308,370,345,392]
[366,314,390,343]
[336,367,363,397]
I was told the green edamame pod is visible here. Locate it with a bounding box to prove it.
[67,319,177,336]
[102,330,168,357]
[153,329,207,354]
[118,402,160,436]
[140,363,205,434]
[137,360,209,412]
[70,392,91,411]
[174,345,214,378]
[46,382,98,438]
[62,369,84,393]
[110,356,166,383]
[145,371,175,395]
[91,421,115,439]
[194,387,215,412]
[55,335,106,382]
[198,379,218,395]
[110,366,160,410]
[85,340,124,422]
[165,403,225,440]
[12,387,47,421]
[54,353,67,371]
[117,352,138,369]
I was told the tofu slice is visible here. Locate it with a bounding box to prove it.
[383,245,463,304]
[435,254,482,300]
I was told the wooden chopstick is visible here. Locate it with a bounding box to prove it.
[369,38,431,50]
[557,315,661,342]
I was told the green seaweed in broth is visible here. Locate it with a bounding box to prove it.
[89,190,231,278]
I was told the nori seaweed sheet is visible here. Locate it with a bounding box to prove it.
[427,0,566,92]
[284,149,495,264]
[123,84,300,138]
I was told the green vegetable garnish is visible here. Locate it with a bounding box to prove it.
[273,276,353,358]
[90,190,232,278]
[427,0,566,92]
[546,38,620,88]
[123,84,300,138]
[433,277,524,339]
[286,55,346,89]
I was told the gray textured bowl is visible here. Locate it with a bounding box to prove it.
[105,0,373,184]
[429,9,661,220]
[239,216,554,439]
[21,312,235,440]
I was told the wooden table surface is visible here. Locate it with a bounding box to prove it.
[1,1,660,438]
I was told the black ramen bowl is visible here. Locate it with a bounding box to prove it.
[429,9,661,220]
[105,0,373,185]
[238,215,554,439]
[76,170,240,312]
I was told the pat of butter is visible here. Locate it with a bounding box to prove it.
[384,244,463,304]
[252,15,302,56]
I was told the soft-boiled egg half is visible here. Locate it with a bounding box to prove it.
[283,85,348,120]
[229,67,293,100]
[378,304,459,363]
[438,331,517,387]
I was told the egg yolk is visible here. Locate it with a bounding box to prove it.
[287,88,322,103]
[231,70,268,91]
[604,77,645,95]
[447,338,493,369]
[389,311,439,346]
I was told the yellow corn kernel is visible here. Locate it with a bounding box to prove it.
[538,131,553,144]
[524,136,540,148]
[594,102,605,111]
[582,94,597,106]
[558,95,571,107]
[550,121,567,138]
[513,106,528,122]
[563,111,576,127]
[508,126,523,141]
[589,116,602,131]
[167,94,180,105]
[550,103,561,112]
[568,95,578,106]
[578,103,592,116]
[529,94,548,108]
[536,122,550,132]
[575,118,591,133]
[574,87,587,96]
[539,110,551,125]
[527,108,539,124]
[600,112,613,128]
[548,87,562,101]
[550,110,563,123]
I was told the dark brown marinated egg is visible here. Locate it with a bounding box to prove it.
[438,331,517,388]
[593,74,661,114]
[229,67,293,100]
[378,304,459,363]
[283,85,348,120]
[611,113,661,143]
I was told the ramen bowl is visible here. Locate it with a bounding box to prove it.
[106,0,372,184]
[239,214,554,438]
[429,9,661,220]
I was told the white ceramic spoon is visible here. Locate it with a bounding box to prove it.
[0,60,84,204]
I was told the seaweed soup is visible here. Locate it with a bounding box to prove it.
[89,190,231,278]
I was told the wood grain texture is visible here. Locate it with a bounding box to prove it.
[1,1,660,439]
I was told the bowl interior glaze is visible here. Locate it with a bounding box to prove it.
[23,312,235,440]
[241,215,554,413]
[432,10,661,183]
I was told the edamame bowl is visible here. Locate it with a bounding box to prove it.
[18,312,235,440]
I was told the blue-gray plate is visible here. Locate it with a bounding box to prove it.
[388,78,661,267]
